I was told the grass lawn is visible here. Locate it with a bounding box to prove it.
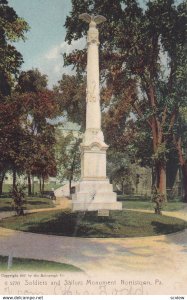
[0,197,54,212]
[0,209,186,238]
[122,200,186,211]
[0,255,82,272]
[2,183,62,194]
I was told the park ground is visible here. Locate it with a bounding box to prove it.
[0,195,187,294]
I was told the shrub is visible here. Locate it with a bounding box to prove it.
[10,183,26,216]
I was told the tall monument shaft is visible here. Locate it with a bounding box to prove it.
[82,17,107,180]
[86,21,101,130]
[72,14,122,211]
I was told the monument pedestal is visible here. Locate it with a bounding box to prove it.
[72,131,122,211]
[72,179,122,211]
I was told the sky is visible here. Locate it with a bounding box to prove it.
[8,0,85,88]
[8,0,183,89]
[7,0,148,89]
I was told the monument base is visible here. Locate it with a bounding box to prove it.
[72,179,122,211]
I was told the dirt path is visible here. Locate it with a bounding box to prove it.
[0,202,187,294]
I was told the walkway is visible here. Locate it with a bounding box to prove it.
[0,202,187,294]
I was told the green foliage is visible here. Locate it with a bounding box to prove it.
[10,182,26,216]
[0,69,58,194]
[0,0,29,94]
[54,74,86,130]
[0,2,30,192]
[107,149,132,192]
[152,142,168,164]
[126,121,153,167]
[0,93,50,178]
[56,129,81,188]
[0,95,26,175]
[151,186,166,215]
[16,69,48,93]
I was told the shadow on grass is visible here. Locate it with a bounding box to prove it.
[25,211,116,238]
[1,210,187,238]
[151,221,186,235]
[0,255,82,272]
[20,211,187,238]
[0,206,13,212]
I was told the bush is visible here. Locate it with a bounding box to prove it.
[10,183,26,216]
[152,187,166,215]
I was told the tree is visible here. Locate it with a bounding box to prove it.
[0,82,58,195]
[173,108,187,202]
[63,0,187,198]
[56,129,81,194]
[107,149,132,194]
[15,69,58,195]
[0,0,29,192]
[19,96,58,195]
[54,74,86,130]
[29,125,57,194]
[10,182,26,216]
[0,94,27,192]
[0,0,29,96]
[170,31,187,202]
[16,69,48,93]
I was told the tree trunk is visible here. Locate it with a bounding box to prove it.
[181,163,187,203]
[13,169,16,189]
[0,172,5,195]
[158,163,167,196]
[122,181,125,195]
[121,181,124,195]
[155,161,167,200]
[0,180,3,195]
[39,177,42,194]
[32,175,35,195]
[69,178,72,195]
[27,173,32,196]
[42,177,45,194]
[152,165,157,188]
[173,136,187,203]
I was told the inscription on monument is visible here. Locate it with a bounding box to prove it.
[98,209,110,217]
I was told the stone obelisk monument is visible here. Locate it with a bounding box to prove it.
[72,14,122,211]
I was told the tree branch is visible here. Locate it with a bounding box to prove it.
[168,107,178,134]
[132,102,152,128]
[173,134,185,166]
[161,106,167,128]
[157,106,168,144]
